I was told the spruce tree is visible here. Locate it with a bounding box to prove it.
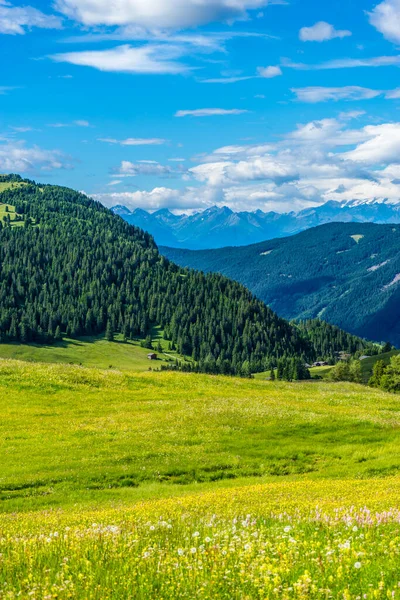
[105,322,114,342]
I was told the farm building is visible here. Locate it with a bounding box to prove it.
[147,353,158,361]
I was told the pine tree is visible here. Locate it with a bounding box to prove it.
[105,322,114,342]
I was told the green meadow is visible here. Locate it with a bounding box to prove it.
[2,358,400,514]
[0,331,180,372]
[2,358,400,598]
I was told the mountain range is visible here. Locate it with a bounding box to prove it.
[113,199,400,250]
[162,222,400,346]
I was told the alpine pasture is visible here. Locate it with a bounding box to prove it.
[1,359,400,598]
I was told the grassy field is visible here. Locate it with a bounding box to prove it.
[1,360,400,597]
[0,333,182,372]
[2,359,400,514]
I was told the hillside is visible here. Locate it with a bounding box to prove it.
[114,199,400,250]
[0,175,317,376]
[162,222,400,346]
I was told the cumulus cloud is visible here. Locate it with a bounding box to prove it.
[98,137,167,146]
[299,21,351,42]
[0,1,62,34]
[97,115,400,213]
[257,65,282,78]
[175,108,248,117]
[0,140,70,172]
[54,0,268,29]
[291,86,382,103]
[343,123,400,164]
[369,0,400,44]
[51,44,190,75]
[190,158,298,186]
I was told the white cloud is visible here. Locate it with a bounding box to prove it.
[98,137,167,146]
[257,65,282,78]
[175,108,248,117]
[0,140,70,172]
[95,186,217,211]
[299,21,351,42]
[201,75,254,84]
[51,44,190,75]
[343,123,400,164]
[282,55,400,70]
[48,120,91,128]
[291,86,382,103]
[54,0,268,29]
[10,126,35,132]
[369,0,400,44]
[96,115,400,213]
[115,160,178,177]
[0,1,62,34]
[385,88,400,99]
[190,157,298,185]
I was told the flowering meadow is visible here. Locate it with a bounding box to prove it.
[2,360,400,598]
[2,478,400,599]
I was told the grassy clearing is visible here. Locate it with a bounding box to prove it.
[3,478,400,598]
[1,360,400,513]
[0,203,25,227]
[0,334,182,371]
[0,181,26,193]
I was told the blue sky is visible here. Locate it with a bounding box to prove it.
[1,0,400,213]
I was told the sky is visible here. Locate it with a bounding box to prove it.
[1,0,400,214]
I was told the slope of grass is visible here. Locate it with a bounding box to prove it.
[2,359,400,514]
[0,333,182,371]
[360,349,400,381]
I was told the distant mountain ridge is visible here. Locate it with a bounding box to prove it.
[162,222,400,346]
[113,199,400,250]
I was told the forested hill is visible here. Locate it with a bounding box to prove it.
[162,222,400,346]
[0,175,319,375]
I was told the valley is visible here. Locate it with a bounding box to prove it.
[163,222,400,346]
